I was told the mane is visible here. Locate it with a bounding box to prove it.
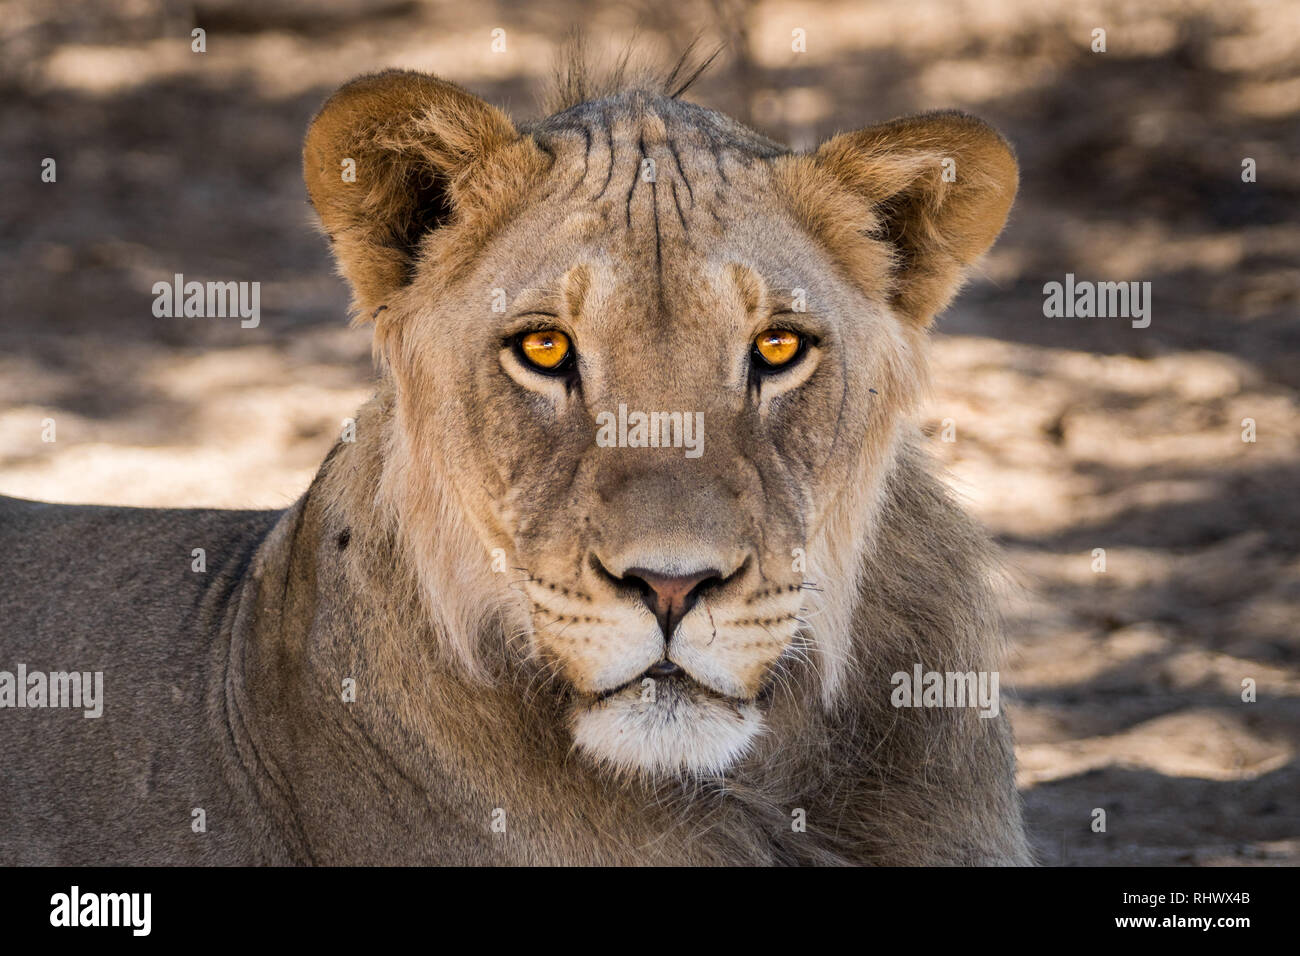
[543,33,723,115]
[532,36,789,162]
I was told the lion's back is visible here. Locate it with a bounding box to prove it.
[0,495,281,863]
[0,494,279,656]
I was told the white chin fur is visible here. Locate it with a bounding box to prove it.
[570,680,764,777]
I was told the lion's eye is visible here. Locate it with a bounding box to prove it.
[517,329,572,372]
[753,329,802,369]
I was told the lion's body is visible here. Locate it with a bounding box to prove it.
[0,496,279,863]
[0,57,1033,864]
[0,422,1027,865]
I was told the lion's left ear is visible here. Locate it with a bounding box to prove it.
[303,69,544,320]
[784,111,1018,326]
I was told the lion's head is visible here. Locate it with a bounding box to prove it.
[304,64,1016,777]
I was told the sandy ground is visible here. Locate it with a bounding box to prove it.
[1,0,1297,864]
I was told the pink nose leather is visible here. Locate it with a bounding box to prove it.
[623,567,721,636]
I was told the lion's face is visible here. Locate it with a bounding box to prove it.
[304,75,1016,777]
[383,101,922,776]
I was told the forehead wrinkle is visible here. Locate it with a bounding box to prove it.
[538,105,752,240]
[532,123,598,200]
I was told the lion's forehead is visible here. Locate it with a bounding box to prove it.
[468,97,848,338]
[526,95,790,249]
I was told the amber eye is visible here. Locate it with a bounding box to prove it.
[753,329,802,369]
[517,329,572,372]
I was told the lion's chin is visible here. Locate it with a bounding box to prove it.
[570,677,765,777]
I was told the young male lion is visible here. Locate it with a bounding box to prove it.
[0,61,1031,865]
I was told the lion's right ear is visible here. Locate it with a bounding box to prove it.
[303,70,539,319]
[779,111,1018,328]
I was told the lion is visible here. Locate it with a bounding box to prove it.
[0,53,1031,865]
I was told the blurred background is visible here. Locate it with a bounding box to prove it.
[1,0,1298,864]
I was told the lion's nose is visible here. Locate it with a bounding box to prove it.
[621,567,723,638]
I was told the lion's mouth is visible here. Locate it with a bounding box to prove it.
[588,659,770,707]
[590,660,680,703]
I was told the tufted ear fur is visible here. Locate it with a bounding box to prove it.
[303,69,544,319]
[781,110,1018,326]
